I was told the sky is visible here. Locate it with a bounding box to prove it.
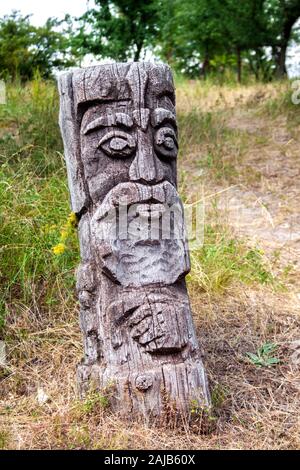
[0,0,92,26]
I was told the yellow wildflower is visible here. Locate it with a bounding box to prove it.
[60,229,69,242]
[67,212,78,228]
[51,212,77,256]
[52,243,66,256]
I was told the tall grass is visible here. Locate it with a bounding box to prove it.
[0,78,79,333]
[176,82,278,294]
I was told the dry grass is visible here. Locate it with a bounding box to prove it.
[176,80,287,114]
[1,286,299,450]
[0,79,299,450]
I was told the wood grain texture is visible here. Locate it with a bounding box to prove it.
[58,62,210,420]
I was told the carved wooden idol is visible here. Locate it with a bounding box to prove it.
[58,63,210,419]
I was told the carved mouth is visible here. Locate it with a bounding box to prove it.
[91,180,179,223]
[129,203,166,218]
[91,182,184,248]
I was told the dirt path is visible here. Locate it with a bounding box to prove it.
[215,108,300,280]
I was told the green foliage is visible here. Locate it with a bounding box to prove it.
[156,0,300,80]
[211,384,229,409]
[224,0,268,50]
[75,0,161,61]
[265,0,300,76]
[0,78,79,333]
[158,0,226,76]
[156,0,272,79]
[80,392,110,415]
[246,343,280,367]
[188,225,275,294]
[0,11,75,81]
[1,1,300,82]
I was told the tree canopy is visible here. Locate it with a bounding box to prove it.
[1,1,300,81]
[74,0,161,61]
[0,11,75,81]
[72,0,300,80]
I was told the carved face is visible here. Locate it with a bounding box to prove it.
[72,63,190,287]
[77,64,178,203]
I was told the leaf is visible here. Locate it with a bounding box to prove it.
[259,342,277,355]
[246,342,280,368]
[246,352,261,364]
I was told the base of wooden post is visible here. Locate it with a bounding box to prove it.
[77,360,210,420]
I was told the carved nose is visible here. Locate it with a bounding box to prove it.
[129,130,164,183]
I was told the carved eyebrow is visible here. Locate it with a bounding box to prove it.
[151,108,177,129]
[83,113,134,135]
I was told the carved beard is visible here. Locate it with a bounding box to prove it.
[91,181,191,287]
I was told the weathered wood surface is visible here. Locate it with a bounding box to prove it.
[58,62,210,420]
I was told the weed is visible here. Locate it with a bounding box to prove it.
[246,342,280,368]
[211,384,228,409]
[52,212,78,256]
[76,391,110,417]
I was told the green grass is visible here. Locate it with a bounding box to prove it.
[187,224,275,293]
[0,78,79,334]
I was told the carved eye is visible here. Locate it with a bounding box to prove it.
[154,127,178,159]
[98,131,136,158]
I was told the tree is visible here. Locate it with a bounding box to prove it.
[157,0,228,77]
[0,11,76,81]
[222,0,269,82]
[266,0,300,78]
[71,0,300,80]
[75,0,161,61]
[156,0,270,80]
[157,0,300,81]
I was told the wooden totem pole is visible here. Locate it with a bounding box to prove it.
[58,63,210,419]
